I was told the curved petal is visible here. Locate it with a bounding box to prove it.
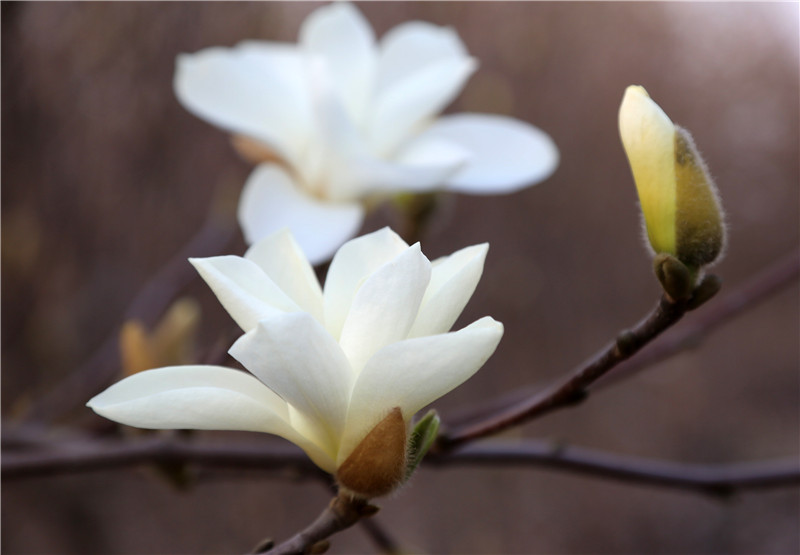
[189,255,300,333]
[245,229,324,323]
[377,21,469,92]
[304,62,468,199]
[346,136,470,196]
[229,313,352,453]
[237,164,365,265]
[409,243,488,338]
[338,317,504,464]
[299,2,376,125]
[174,44,309,164]
[369,57,477,156]
[87,365,336,472]
[339,243,432,374]
[323,227,409,339]
[415,113,559,194]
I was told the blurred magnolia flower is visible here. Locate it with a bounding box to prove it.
[119,298,201,377]
[175,2,559,264]
[88,228,503,498]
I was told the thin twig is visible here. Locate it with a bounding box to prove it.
[438,294,690,450]
[4,434,798,498]
[21,211,237,426]
[445,250,800,427]
[598,251,800,387]
[265,493,379,555]
[428,440,800,497]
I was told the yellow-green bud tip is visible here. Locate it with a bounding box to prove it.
[619,85,726,269]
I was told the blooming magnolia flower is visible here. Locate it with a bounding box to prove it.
[175,2,559,263]
[88,228,503,497]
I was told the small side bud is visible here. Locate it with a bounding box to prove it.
[405,410,441,481]
[654,253,695,302]
[686,274,722,310]
[336,407,406,499]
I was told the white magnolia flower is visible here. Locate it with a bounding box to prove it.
[88,228,503,497]
[175,2,559,264]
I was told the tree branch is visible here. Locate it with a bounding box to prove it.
[263,493,379,555]
[428,440,800,497]
[597,251,799,387]
[437,293,691,450]
[444,251,799,429]
[4,434,798,498]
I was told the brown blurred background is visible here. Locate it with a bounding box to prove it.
[2,2,798,554]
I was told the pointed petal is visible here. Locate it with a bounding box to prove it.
[87,365,337,472]
[370,57,477,156]
[237,164,365,265]
[339,243,432,374]
[338,317,504,464]
[323,227,409,339]
[409,243,488,337]
[189,255,300,333]
[300,2,376,125]
[229,312,352,450]
[414,113,559,194]
[174,44,309,164]
[245,229,324,323]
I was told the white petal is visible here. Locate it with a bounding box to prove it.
[245,229,324,323]
[87,365,336,472]
[370,57,477,156]
[348,136,470,195]
[322,227,409,339]
[339,243,432,374]
[299,2,376,125]
[189,255,300,333]
[237,164,365,265]
[338,317,504,464]
[174,44,309,164]
[229,313,352,451]
[377,21,469,92]
[416,113,559,194]
[409,243,488,338]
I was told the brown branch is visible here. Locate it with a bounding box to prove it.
[597,251,800,387]
[427,440,800,497]
[437,293,691,450]
[21,211,237,426]
[445,250,800,429]
[4,434,798,498]
[264,493,379,555]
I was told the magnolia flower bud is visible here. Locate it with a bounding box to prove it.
[619,86,725,274]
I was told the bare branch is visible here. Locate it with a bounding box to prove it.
[439,251,800,449]
[4,434,798,498]
[264,493,378,555]
[445,250,799,429]
[598,250,799,387]
[428,440,800,497]
[438,293,691,449]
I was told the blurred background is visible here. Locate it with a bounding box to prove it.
[2,2,798,553]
